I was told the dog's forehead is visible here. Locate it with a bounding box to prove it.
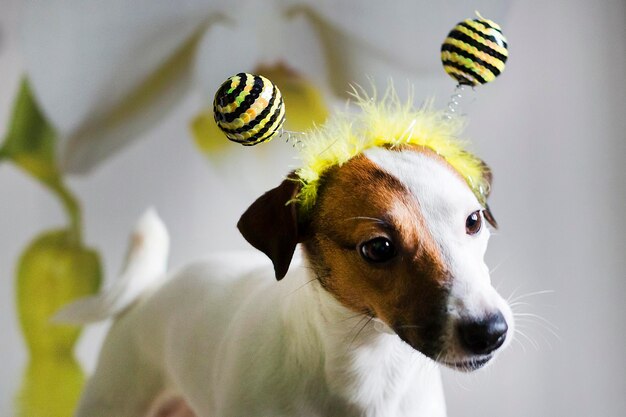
[362,147,481,217]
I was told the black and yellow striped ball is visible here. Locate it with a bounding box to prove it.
[441,15,508,86]
[213,73,285,146]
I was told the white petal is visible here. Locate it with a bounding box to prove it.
[290,0,511,94]
[21,0,226,174]
[194,5,334,113]
[193,20,262,101]
[277,9,331,93]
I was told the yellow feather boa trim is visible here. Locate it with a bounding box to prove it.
[294,87,490,213]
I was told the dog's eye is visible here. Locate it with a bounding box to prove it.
[360,238,396,263]
[466,211,482,235]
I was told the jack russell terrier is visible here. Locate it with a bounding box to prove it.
[57,92,514,417]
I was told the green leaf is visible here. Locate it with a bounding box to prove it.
[1,78,83,241]
[1,78,60,187]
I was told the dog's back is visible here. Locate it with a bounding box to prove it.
[70,246,287,416]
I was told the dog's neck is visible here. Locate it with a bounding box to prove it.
[277,258,446,416]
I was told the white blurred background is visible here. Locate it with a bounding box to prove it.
[1,1,624,416]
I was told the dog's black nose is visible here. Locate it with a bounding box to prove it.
[458,312,508,355]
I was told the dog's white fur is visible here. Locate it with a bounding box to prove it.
[62,149,512,417]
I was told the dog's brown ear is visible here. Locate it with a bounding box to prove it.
[479,160,498,229]
[237,175,302,280]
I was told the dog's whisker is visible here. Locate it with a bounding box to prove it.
[511,335,527,354]
[506,285,524,304]
[512,329,531,352]
[514,317,562,343]
[432,351,444,369]
[513,313,559,330]
[517,320,561,342]
[519,324,555,351]
[509,301,534,310]
[286,277,319,297]
[428,352,442,373]
[490,254,511,278]
[343,216,387,225]
[337,312,370,323]
[299,265,318,271]
[514,327,540,351]
[417,355,432,375]
[508,289,555,305]
[396,324,424,330]
[343,318,369,353]
[345,315,370,343]
[515,323,555,350]
[347,315,375,352]
[507,288,558,349]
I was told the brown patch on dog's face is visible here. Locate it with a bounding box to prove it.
[303,151,452,358]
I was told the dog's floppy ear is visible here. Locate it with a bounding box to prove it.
[237,175,302,280]
[479,160,498,229]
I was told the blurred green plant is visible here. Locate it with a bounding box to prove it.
[16,355,86,417]
[0,79,81,240]
[1,79,102,417]
[16,229,102,357]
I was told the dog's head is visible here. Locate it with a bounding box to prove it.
[237,97,513,371]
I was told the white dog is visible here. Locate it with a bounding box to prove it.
[58,100,513,417]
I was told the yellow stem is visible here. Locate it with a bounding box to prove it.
[49,181,83,244]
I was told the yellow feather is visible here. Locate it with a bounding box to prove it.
[295,85,489,213]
